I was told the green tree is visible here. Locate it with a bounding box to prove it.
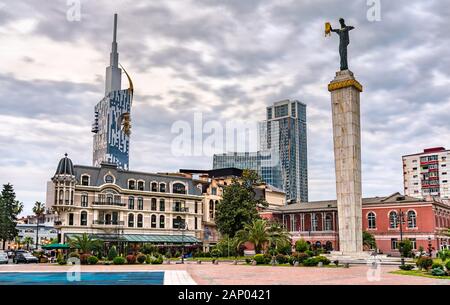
[68,233,102,254]
[108,245,118,260]
[215,170,268,237]
[267,221,291,253]
[215,235,243,258]
[0,183,24,249]
[32,201,45,249]
[23,237,34,251]
[363,231,376,250]
[295,239,310,252]
[236,219,270,254]
[398,239,413,258]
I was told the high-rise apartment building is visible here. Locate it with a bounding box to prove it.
[403,147,450,199]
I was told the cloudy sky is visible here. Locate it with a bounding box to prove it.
[1,0,449,215]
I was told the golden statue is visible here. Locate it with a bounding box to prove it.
[325,22,331,37]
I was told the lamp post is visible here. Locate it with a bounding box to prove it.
[397,209,406,266]
[180,221,188,264]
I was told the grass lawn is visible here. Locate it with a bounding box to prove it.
[391,269,450,280]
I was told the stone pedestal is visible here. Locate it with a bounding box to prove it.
[328,70,363,255]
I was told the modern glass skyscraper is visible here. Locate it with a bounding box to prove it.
[213,99,308,203]
[92,14,134,170]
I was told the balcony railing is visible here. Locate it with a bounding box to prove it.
[172,207,189,213]
[93,220,124,226]
[92,201,126,207]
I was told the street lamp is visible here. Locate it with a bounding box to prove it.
[396,209,406,266]
[179,221,188,264]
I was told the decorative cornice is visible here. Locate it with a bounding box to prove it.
[328,79,363,92]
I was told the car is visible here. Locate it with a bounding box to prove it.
[13,252,38,264]
[0,252,8,264]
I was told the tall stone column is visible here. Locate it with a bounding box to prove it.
[328,70,363,255]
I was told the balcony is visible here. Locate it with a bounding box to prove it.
[92,220,124,226]
[92,201,126,207]
[172,207,189,213]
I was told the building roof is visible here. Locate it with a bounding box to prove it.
[402,147,448,158]
[179,168,243,178]
[55,154,74,176]
[65,233,200,243]
[274,192,448,213]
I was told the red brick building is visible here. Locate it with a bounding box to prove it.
[261,193,450,256]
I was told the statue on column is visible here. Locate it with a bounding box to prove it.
[325,18,354,71]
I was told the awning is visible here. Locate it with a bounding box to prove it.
[41,243,70,250]
[65,233,200,244]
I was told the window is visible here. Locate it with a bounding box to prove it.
[290,215,295,231]
[137,214,143,228]
[159,199,165,211]
[211,187,217,196]
[81,194,88,207]
[151,198,157,211]
[128,214,134,227]
[137,181,144,191]
[409,238,417,249]
[407,211,417,228]
[159,183,166,193]
[209,200,214,219]
[173,183,186,194]
[151,215,157,228]
[325,214,333,231]
[128,180,135,190]
[195,217,198,230]
[391,238,398,250]
[160,215,165,228]
[389,211,398,228]
[137,197,143,210]
[151,182,158,192]
[105,175,114,183]
[80,211,87,226]
[81,175,89,186]
[173,216,185,229]
[195,202,198,214]
[311,214,318,231]
[367,212,376,229]
[128,197,135,210]
[69,213,74,226]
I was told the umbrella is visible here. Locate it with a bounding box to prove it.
[41,243,70,250]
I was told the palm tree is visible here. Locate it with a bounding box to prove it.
[32,201,45,249]
[23,237,34,251]
[14,236,22,250]
[236,219,270,254]
[267,221,291,252]
[68,233,102,254]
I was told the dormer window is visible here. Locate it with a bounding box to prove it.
[128,180,136,190]
[81,175,90,186]
[173,183,186,194]
[151,182,158,192]
[137,181,144,191]
[105,174,114,184]
[159,183,166,193]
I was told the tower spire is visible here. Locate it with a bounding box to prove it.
[105,13,122,95]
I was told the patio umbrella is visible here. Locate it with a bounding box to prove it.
[41,243,70,250]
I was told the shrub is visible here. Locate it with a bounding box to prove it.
[431,263,444,270]
[446,260,450,271]
[275,254,288,264]
[253,254,266,265]
[56,253,66,265]
[126,255,136,264]
[416,257,433,270]
[278,244,292,255]
[437,249,450,261]
[80,254,91,265]
[431,268,447,276]
[268,248,278,256]
[136,253,146,264]
[305,250,314,257]
[210,248,221,258]
[303,257,319,267]
[295,239,310,252]
[288,256,296,266]
[141,244,157,255]
[315,256,331,265]
[108,246,118,261]
[69,252,80,259]
[113,256,125,265]
[150,254,163,265]
[87,256,98,265]
[399,264,415,271]
[398,239,413,258]
[245,258,252,264]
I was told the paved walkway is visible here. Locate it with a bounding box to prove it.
[0,263,448,285]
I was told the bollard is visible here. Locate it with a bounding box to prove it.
[318,262,323,267]
[252,260,257,266]
[197,260,201,264]
[232,260,237,265]
[294,261,299,267]
[344,263,349,268]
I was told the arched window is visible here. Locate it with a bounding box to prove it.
[128,196,135,210]
[137,197,143,210]
[80,211,87,226]
[151,182,158,192]
[325,214,333,231]
[159,199,165,211]
[160,215,165,228]
[128,214,134,227]
[105,174,114,184]
[151,215,157,228]
[407,211,417,228]
[209,200,214,219]
[389,211,398,228]
[311,214,319,231]
[81,175,89,186]
[159,183,166,193]
[368,212,376,229]
[137,181,144,191]
[137,214,143,228]
[151,198,157,211]
[128,180,135,190]
[173,183,186,194]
